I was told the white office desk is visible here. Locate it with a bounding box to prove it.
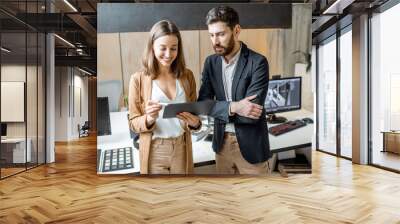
[269,110,314,151]
[192,109,314,165]
[97,110,314,174]
[97,111,139,174]
[1,138,32,163]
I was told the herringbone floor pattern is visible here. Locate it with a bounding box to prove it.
[1,135,400,223]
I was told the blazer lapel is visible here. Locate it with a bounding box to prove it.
[144,74,152,103]
[215,56,226,101]
[231,44,248,101]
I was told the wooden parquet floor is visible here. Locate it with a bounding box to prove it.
[1,135,400,223]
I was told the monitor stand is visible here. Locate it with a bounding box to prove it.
[267,114,288,124]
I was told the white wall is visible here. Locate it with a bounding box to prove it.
[1,63,46,164]
[72,73,89,138]
[1,65,38,137]
[55,67,89,141]
[55,67,69,141]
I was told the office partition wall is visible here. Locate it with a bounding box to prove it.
[0,1,47,179]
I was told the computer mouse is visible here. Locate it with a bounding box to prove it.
[302,118,313,124]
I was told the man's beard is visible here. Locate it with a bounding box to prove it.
[213,34,235,56]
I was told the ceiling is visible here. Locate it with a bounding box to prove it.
[0,0,389,76]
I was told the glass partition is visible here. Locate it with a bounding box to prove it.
[1,30,28,177]
[0,1,46,179]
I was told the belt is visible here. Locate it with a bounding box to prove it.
[152,134,185,144]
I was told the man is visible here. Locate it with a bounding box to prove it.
[198,6,271,174]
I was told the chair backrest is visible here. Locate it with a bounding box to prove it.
[82,121,90,129]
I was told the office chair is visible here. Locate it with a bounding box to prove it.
[78,121,90,138]
[126,113,139,149]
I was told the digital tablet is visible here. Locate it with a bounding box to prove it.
[162,100,216,118]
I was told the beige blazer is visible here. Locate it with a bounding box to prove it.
[128,69,199,174]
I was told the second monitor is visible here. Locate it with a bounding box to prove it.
[265,77,301,123]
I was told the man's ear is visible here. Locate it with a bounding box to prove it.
[234,24,241,37]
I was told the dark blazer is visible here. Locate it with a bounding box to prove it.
[198,43,270,164]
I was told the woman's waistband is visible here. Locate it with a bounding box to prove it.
[152,134,185,145]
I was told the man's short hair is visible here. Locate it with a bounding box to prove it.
[205,6,239,30]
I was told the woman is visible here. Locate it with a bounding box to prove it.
[129,20,201,174]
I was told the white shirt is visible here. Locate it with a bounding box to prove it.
[222,45,241,133]
[151,79,186,139]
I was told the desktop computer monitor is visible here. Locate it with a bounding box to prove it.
[265,77,301,123]
[1,123,7,137]
[97,97,112,136]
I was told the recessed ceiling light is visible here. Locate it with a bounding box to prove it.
[1,47,11,53]
[63,0,78,12]
[54,34,75,48]
[78,67,93,76]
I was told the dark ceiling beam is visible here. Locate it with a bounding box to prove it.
[98,3,292,33]
[55,55,96,69]
[0,8,38,31]
[86,0,97,11]
[312,15,335,33]
[52,0,78,13]
[14,13,83,32]
[66,13,97,45]
[312,14,352,44]
[322,0,356,14]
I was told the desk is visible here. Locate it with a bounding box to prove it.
[382,131,400,154]
[97,110,314,174]
[192,110,314,172]
[97,111,140,174]
[1,138,32,164]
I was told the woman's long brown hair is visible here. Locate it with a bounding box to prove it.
[141,20,186,79]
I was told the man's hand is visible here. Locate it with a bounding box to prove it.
[230,95,263,119]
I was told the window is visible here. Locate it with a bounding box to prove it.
[317,36,337,155]
[339,28,352,158]
[370,3,400,171]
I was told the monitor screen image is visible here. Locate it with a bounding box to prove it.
[1,123,7,137]
[264,77,301,114]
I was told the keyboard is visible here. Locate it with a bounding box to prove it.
[101,147,134,172]
[268,120,307,136]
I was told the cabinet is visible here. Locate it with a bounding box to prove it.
[382,131,400,154]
